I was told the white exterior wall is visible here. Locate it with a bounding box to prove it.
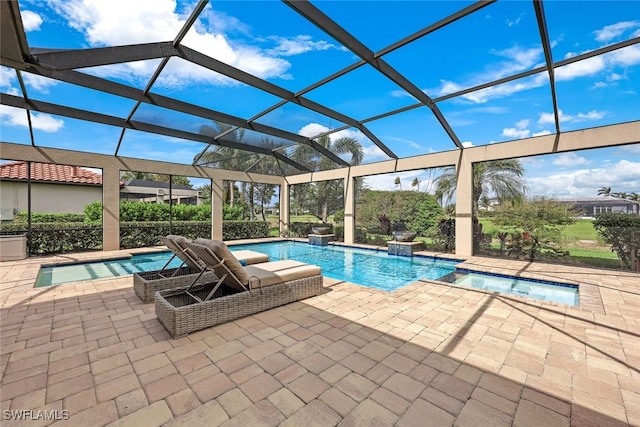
[0,181,102,215]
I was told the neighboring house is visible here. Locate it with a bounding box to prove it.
[0,161,202,220]
[120,179,201,205]
[0,161,103,218]
[559,197,639,218]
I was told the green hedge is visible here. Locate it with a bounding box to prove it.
[13,212,86,223]
[1,222,103,254]
[1,220,270,255]
[223,221,270,241]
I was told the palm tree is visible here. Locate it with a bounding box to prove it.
[411,177,420,191]
[291,135,364,222]
[394,176,402,190]
[197,122,248,207]
[597,186,611,197]
[434,159,527,214]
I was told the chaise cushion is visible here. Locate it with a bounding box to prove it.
[228,250,269,265]
[244,260,321,288]
[194,238,250,286]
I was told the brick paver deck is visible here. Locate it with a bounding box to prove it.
[1,246,639,426]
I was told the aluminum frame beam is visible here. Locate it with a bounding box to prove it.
[283,0,465,149]
[0,93,311,172]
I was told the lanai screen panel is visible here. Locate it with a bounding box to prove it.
[437,73,555,148]
[1,0,638,176]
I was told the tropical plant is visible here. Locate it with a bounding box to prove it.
[356,189,444,237]
[492,196,578,261]
[291,135,364,223]
[434,159,527,213]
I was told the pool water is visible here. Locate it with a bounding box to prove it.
[35,252,184,287]
[437,269,579,306]
[231,241,459,291]
[34,241,580,306]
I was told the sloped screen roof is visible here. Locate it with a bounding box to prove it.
[1,0,639,175]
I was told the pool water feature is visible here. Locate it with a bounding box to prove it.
[437,269,579,306]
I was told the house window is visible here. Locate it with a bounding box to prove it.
[594,206,612,214]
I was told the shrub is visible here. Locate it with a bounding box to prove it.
[84,201,215,222]
[356,190,444,237]
[593,213,640,271]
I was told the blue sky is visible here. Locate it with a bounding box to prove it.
[1,0,639,198]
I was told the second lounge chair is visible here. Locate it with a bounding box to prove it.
[133,235,269,303]
[154,239,323,338]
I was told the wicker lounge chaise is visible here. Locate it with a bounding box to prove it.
[133,235,269,303]
[154,239,323,338]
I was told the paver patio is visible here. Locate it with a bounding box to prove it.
[1,246,639,426]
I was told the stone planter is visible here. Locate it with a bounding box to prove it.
[0,234,27,261]
[311,227,331,235]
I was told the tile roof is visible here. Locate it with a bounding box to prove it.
[0,161,102,185]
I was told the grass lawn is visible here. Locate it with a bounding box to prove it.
[479,217,603,244]
[477,216,617,267]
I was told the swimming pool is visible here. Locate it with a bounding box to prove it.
[437,269,579,306]
[34,241,459,291]
[35,241,580,306]
[230,241,459,291]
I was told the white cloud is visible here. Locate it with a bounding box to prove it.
[556,55,605,80]
[619,143,640,154]
[461,141,474,148]
[22,73,60,94]
[532,130,552,137]
[594,21,640,43]
[433,22,640,104]
[46,0,299,86]
[21,10,43,31]
[362,144,389,161]
[267,35,345,56]
[298,123,330,139]
[537,109,605,125]
[606,44,640,67]
[501,118,531,139]
[0,66,19,95]
[552,152,590,167]
[526,159,640,198]
[0,105,64,132]
[502,127,530,139]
